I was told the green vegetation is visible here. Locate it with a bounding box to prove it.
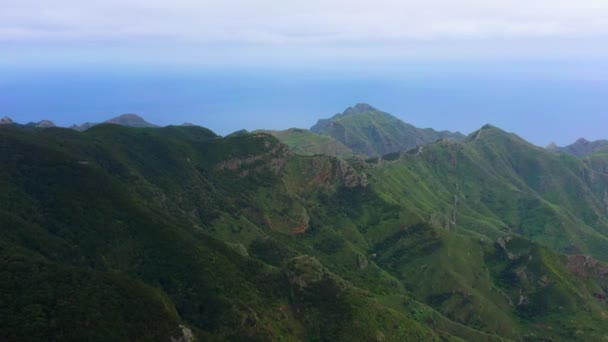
[311,103,464,157]
[2,120,608,341]
[257,128,356,157]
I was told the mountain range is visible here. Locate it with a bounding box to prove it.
[3,105,603,157]
[2,105,608,340]
[69,113,159,131]
[548,138,608,156]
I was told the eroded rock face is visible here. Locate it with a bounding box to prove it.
[170,325,195,342]
[283,256,328,290]
[218,154,264,171]
[333,159,368,188]
[216,135,291,176]
[0,116,13,124]
[566,255,608,305]
[229,243,249,257]
[496,236,533,261]
[566,255,608,278]
[336,159,365,188]
[357,254,369,270]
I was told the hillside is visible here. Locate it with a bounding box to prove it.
[311,103,465,157]
[2,123,608,340]
[257,128,356,157]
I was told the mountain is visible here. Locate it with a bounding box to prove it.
[71,113,158,131]
[311,103,465,157]
[3,122,608,340]
[549,138,608,156]
[105,113,159,127]
[25,120,56,128]
[258,128,356,157]
[0,116,13,124]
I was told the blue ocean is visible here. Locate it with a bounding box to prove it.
[1,62,607,146]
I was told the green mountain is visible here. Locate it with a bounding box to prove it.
[311,104,465,157]
[3,122,608,341]
[548,138,608,156]
[25,120,56,128]
[70,113,158,131]
[257,128,356,157]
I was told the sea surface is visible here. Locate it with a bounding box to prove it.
[1,63,607,146]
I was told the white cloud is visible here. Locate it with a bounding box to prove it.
[2,0,608,43]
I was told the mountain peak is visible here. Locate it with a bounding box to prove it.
[105,114,158,128]
[311,104,465,157]
[551,138,608,156]
[36,120,56,128]
[342,103,377,116]
[0,116,14,124]
[467,123,516,142]
[546,142,558,150]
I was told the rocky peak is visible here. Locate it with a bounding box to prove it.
[0,116,14,124]
[106,113,156,127]
[36,120,56,128]
[546,142,558,150]
[342,103,377,116]
[70,122,96,132]
[575,138,590,145]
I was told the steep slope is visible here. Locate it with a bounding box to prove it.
[0,124,440,341]
[3,123,608,340]
[370,124,608,259]
[258,128,356,157]
[311,103,464,157]
[548,138,608,156]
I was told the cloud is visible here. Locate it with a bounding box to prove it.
[2,0,608,44]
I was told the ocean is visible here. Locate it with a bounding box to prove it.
[1,62,607,146]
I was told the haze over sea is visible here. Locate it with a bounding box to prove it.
[2,59,607,147]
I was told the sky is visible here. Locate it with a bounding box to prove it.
[4,0,608,63]
[1,1,608,145]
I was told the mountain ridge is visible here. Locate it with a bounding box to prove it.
[70,113,159,131]
[3,121,608,340]
[311,103,465,157]
[548,138,608,156]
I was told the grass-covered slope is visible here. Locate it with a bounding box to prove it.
[371,125,608,260]
[2,123,608,341]
[257,128,356,157]
[311,103,464,157]
[0,124,440,340]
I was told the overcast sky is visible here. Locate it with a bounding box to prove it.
[3,0,608,65]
